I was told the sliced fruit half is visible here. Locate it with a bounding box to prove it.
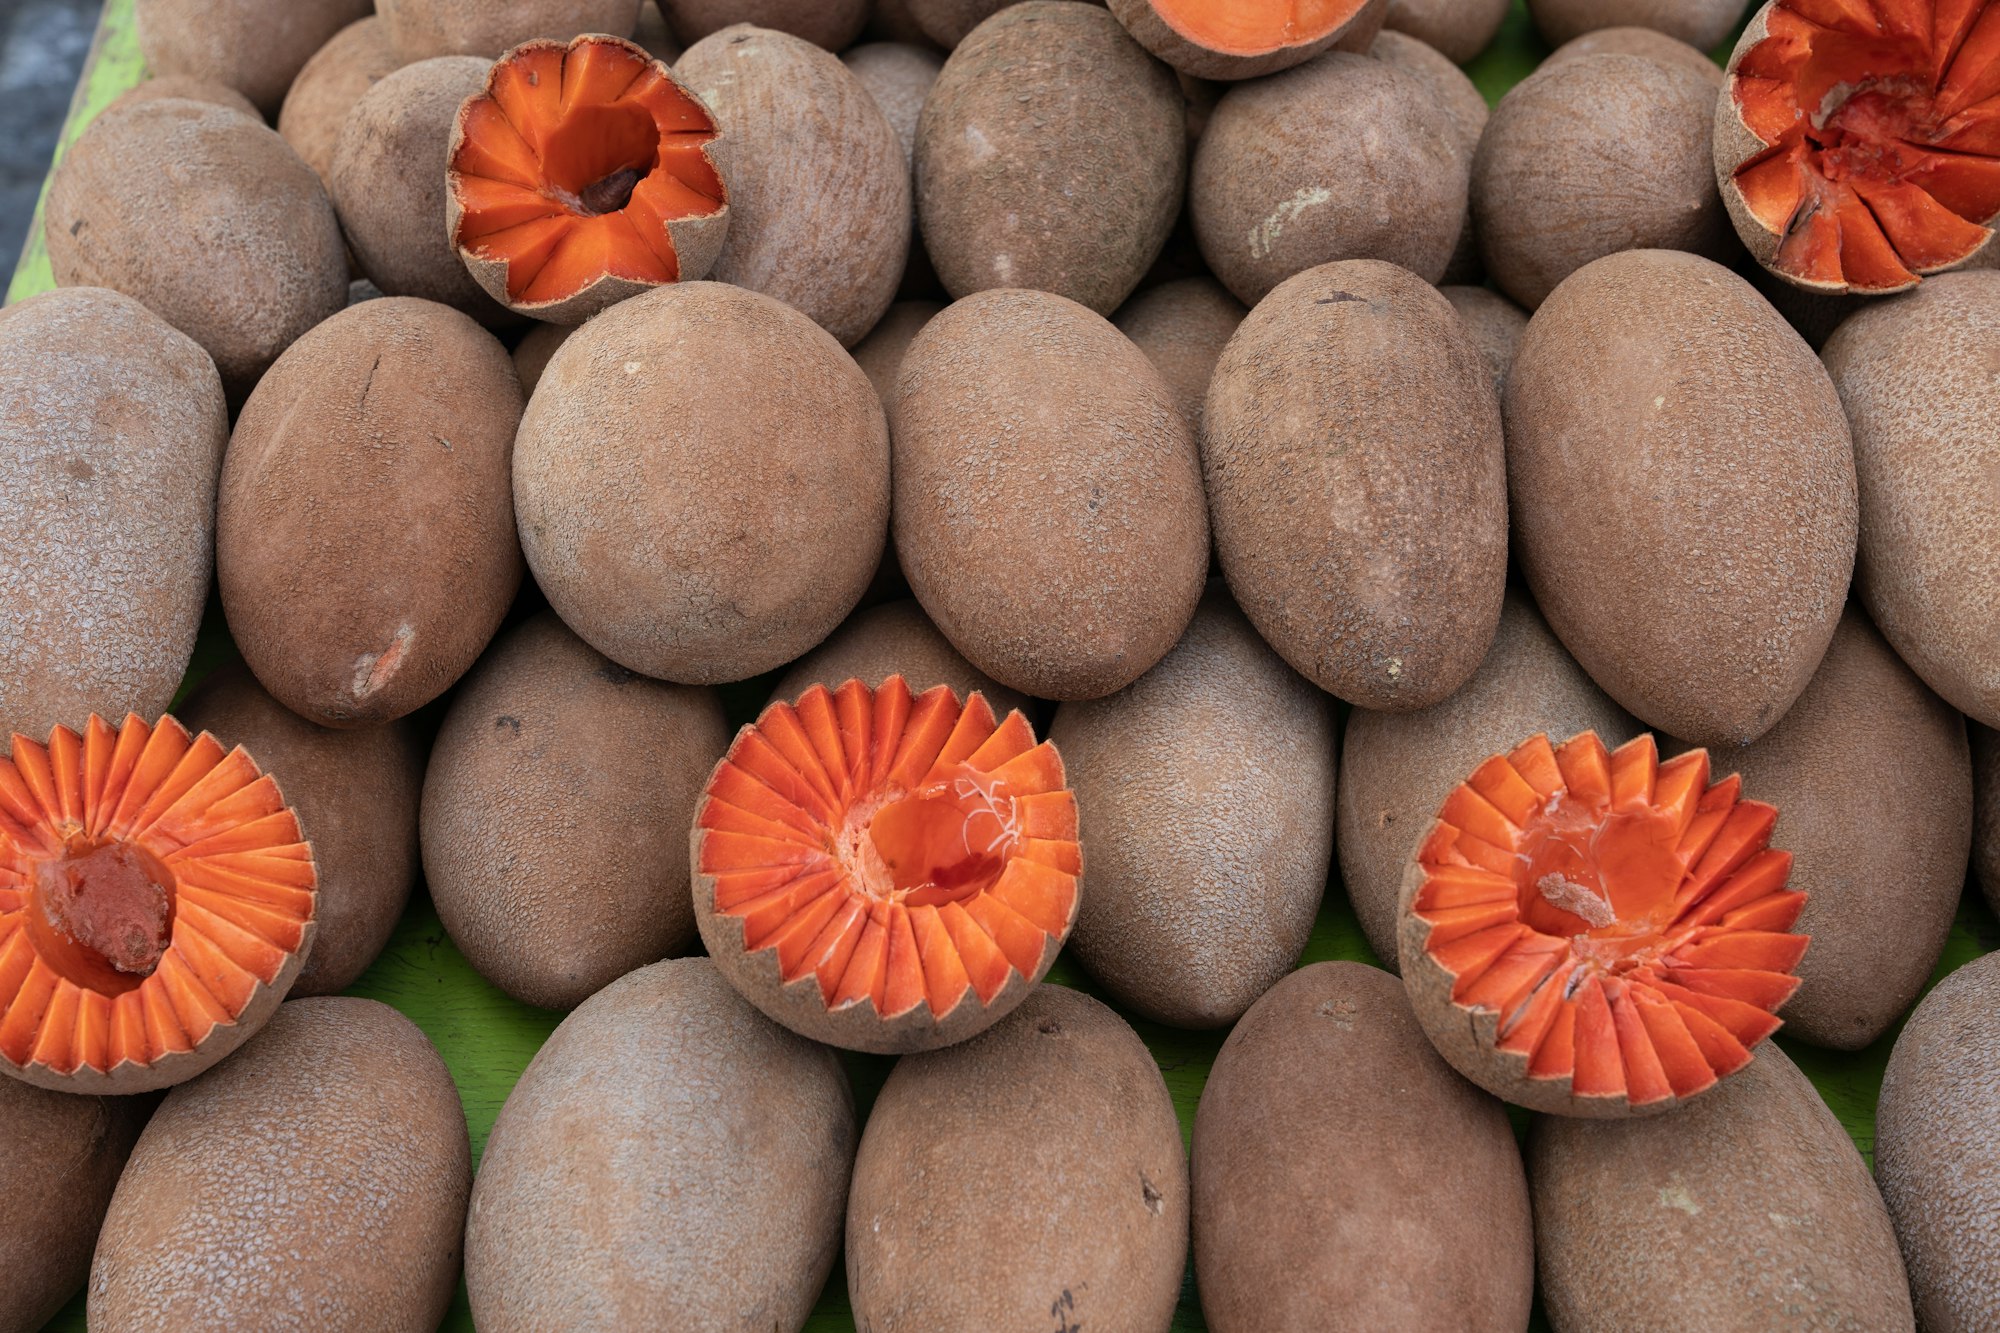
[447,34,728,324]
[1105,0,1389,80]
[1398,730,1807,1118]
[692,677,1081,1054]
[1718,0,2000,293]
[0,714,317,1094]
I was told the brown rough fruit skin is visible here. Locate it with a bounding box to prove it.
[1977,725,2000,917]
[177,664,424,998]
[90,999,471,1332]
[677,26,909,347]
[892,288,1208,700]
[635,0,684,61]
[1384,0,1509,63]
[1505,250,1857,747]
[422,614,730,1010]
[0,1083,149,1333]
[516,282,889,683]
[1204,260,1508,710]
[467,958,854,1330]
[769,599,1031,719]
[1475,54,1731,310]
[1192,53,1468,304]
[45,100,347,397]
[1532,0,1748,51]
[135,0,371,115]
[909,0,1035,48]
[1532,1042,1914,1329]
[378,0,641,58]
[847,986,1187,1331]
[662,0,868,48]
[1876,952,2000,1331]
[848,298,943,411]
[843,41,944,166]
[1108,0,1386,79]
[1194,963,1533,1332]
[917,3,1185,316]
[1112,276,1246,432]
[1052,590,1336,1028]
[0,289,226,741]
[1337,589,1637,968]
[1370,29,1488,285]
[218,297,524,727]
[106,76,260,120]
[510,321,573,396]
[1547,25,1725,84]
[279,18,405,191]
[1441,285,1529,398]
[1821,272,2000,728]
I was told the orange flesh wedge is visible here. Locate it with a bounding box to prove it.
[1148,0,1373,52]
[696,677,1081,1023]
[448,36,725,307]
[1730,0,2000,290]
[0,715,316,1079]
[1412,732,1807,1109]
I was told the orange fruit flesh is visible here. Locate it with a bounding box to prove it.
[450,37,725,305]
[1731,0,2000,289]
[698,678,1081,1022]
[1148,0,1371,53]
[1413,732,1808,1108]
[0,716,316,1078]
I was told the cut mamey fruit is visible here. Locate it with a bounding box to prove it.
[0,715,317,1094]
[1107,0,1388,79]
[1718,0,2000,292]
[1399,730,1808,1118]
[692,677,1080,1054]
[447,34,727,322]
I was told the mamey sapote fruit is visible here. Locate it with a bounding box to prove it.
[662,0,870,48]
[848,299,942,410]
[218,298,525,727]
[1532,1041,1914,1328]
[1718,0,2000,294]
[467,958,853,1328]
[91,998,468,1330]
[1204,260,1507,710]
[0,714,318,1095]
[1876,951,2000,1329]
[510,321,572,394]
[771,600,1031,720]
[0,289,225,741]
[447,36,729,323]
[1822,271,2000,727]
[378,0,641,58]
[515,282,888,683]
[45,100,347,396]
[1339,590,1636,967]
[892,289,1207,699]
[1384,0,1509,63]
[677,26,908,346]
[1505,250,1857,747]
[844,42,945,165]
[279,19,406,191]
[1533,0,1748,49]
[425,614,730,1010]
[1547,25,1727,83]
[1108,0,1387,78]
[917,3,1183,316]
[135,0,371,115]
[1053,591,1336,1028]
[1112,276,1247,430]
[1194,962,1533,1331]
[847,985,1187,1329]
[107,76,260,120]
[1401,729,1811,1116]
[1442,285,1530,396]
[1978,726,1999,914]
[1370,29,1489,285]
[0,1081,148,1333]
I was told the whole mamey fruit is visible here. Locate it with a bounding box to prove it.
[770,599,1030,719]
[218,298,525,727]
[848,299,942,410]
[279,18,404,189]
[1978,726,1999,915]
[848,985,1187,1330]
[45,100,347,396]
[1505,250,1856,747]
[1053,591,1336,1028]
[662,0,869,48]
[515,282,887,683]
[1441,286,1529,396]
[1194,963,1533,1331]
[1204,261,1507,710]
[1532,1042,1914,1328]
[467,959,854,1329]
[0,289,225,739]
[90,999,469,1331]
[1370,29,1488,285]
[1192,54,1468,302]
[1876,952,2000,1330]
[510,322,572,395]
[893,289,1207,699]
[1112,276,1246,431]
[1532,0,1747,49]
[917,3,1184,315]
[378,0,641,58]
[677,26,908,346]
[905,0,1019,47]
[107,76,260,119]
[1383,0,1508,63]
[1108,0,1387,78]
[1546,25,1725,83]
[135,0,371,114]
[1821,272,2000,728]
[1401,730,1809,1116]
[843,42,944,165]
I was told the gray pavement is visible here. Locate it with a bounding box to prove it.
[0,0,101,283]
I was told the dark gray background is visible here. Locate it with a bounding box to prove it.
[1,0,101,282]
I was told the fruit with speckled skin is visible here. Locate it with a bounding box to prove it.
[0,289,225,740]
[218,297,524,727]
[1112,276,1245,431]
[1052,591,1335,1027]
[769,599,1030,718]
[135,0,371,114]
[1370,29,1487,285]
[1203,260,1507,710]
[1533,1042,1913,1329]
[1505,250,1857,747]
[1821,272,2000,729]
[1108,0,1386,79]
[515,282,888,683]
[847,985,1187,1330]
[1194,963,1533,1331]
[279,18,404,190]
[663,0,869,48]
[89,999,470,1331]
[378,0,641,58]
[1546,26,1724,84]
[107,77,260,119]
[1530,0,1748,50]
[1442,286,1529,397]
[844,42,944,166]
[466,959,855,1329]
[511,323,573,396]
[1977,726,1999,916]
[892,288,1206,700]
[1383,0,1508,62]
[849,300,943,410]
